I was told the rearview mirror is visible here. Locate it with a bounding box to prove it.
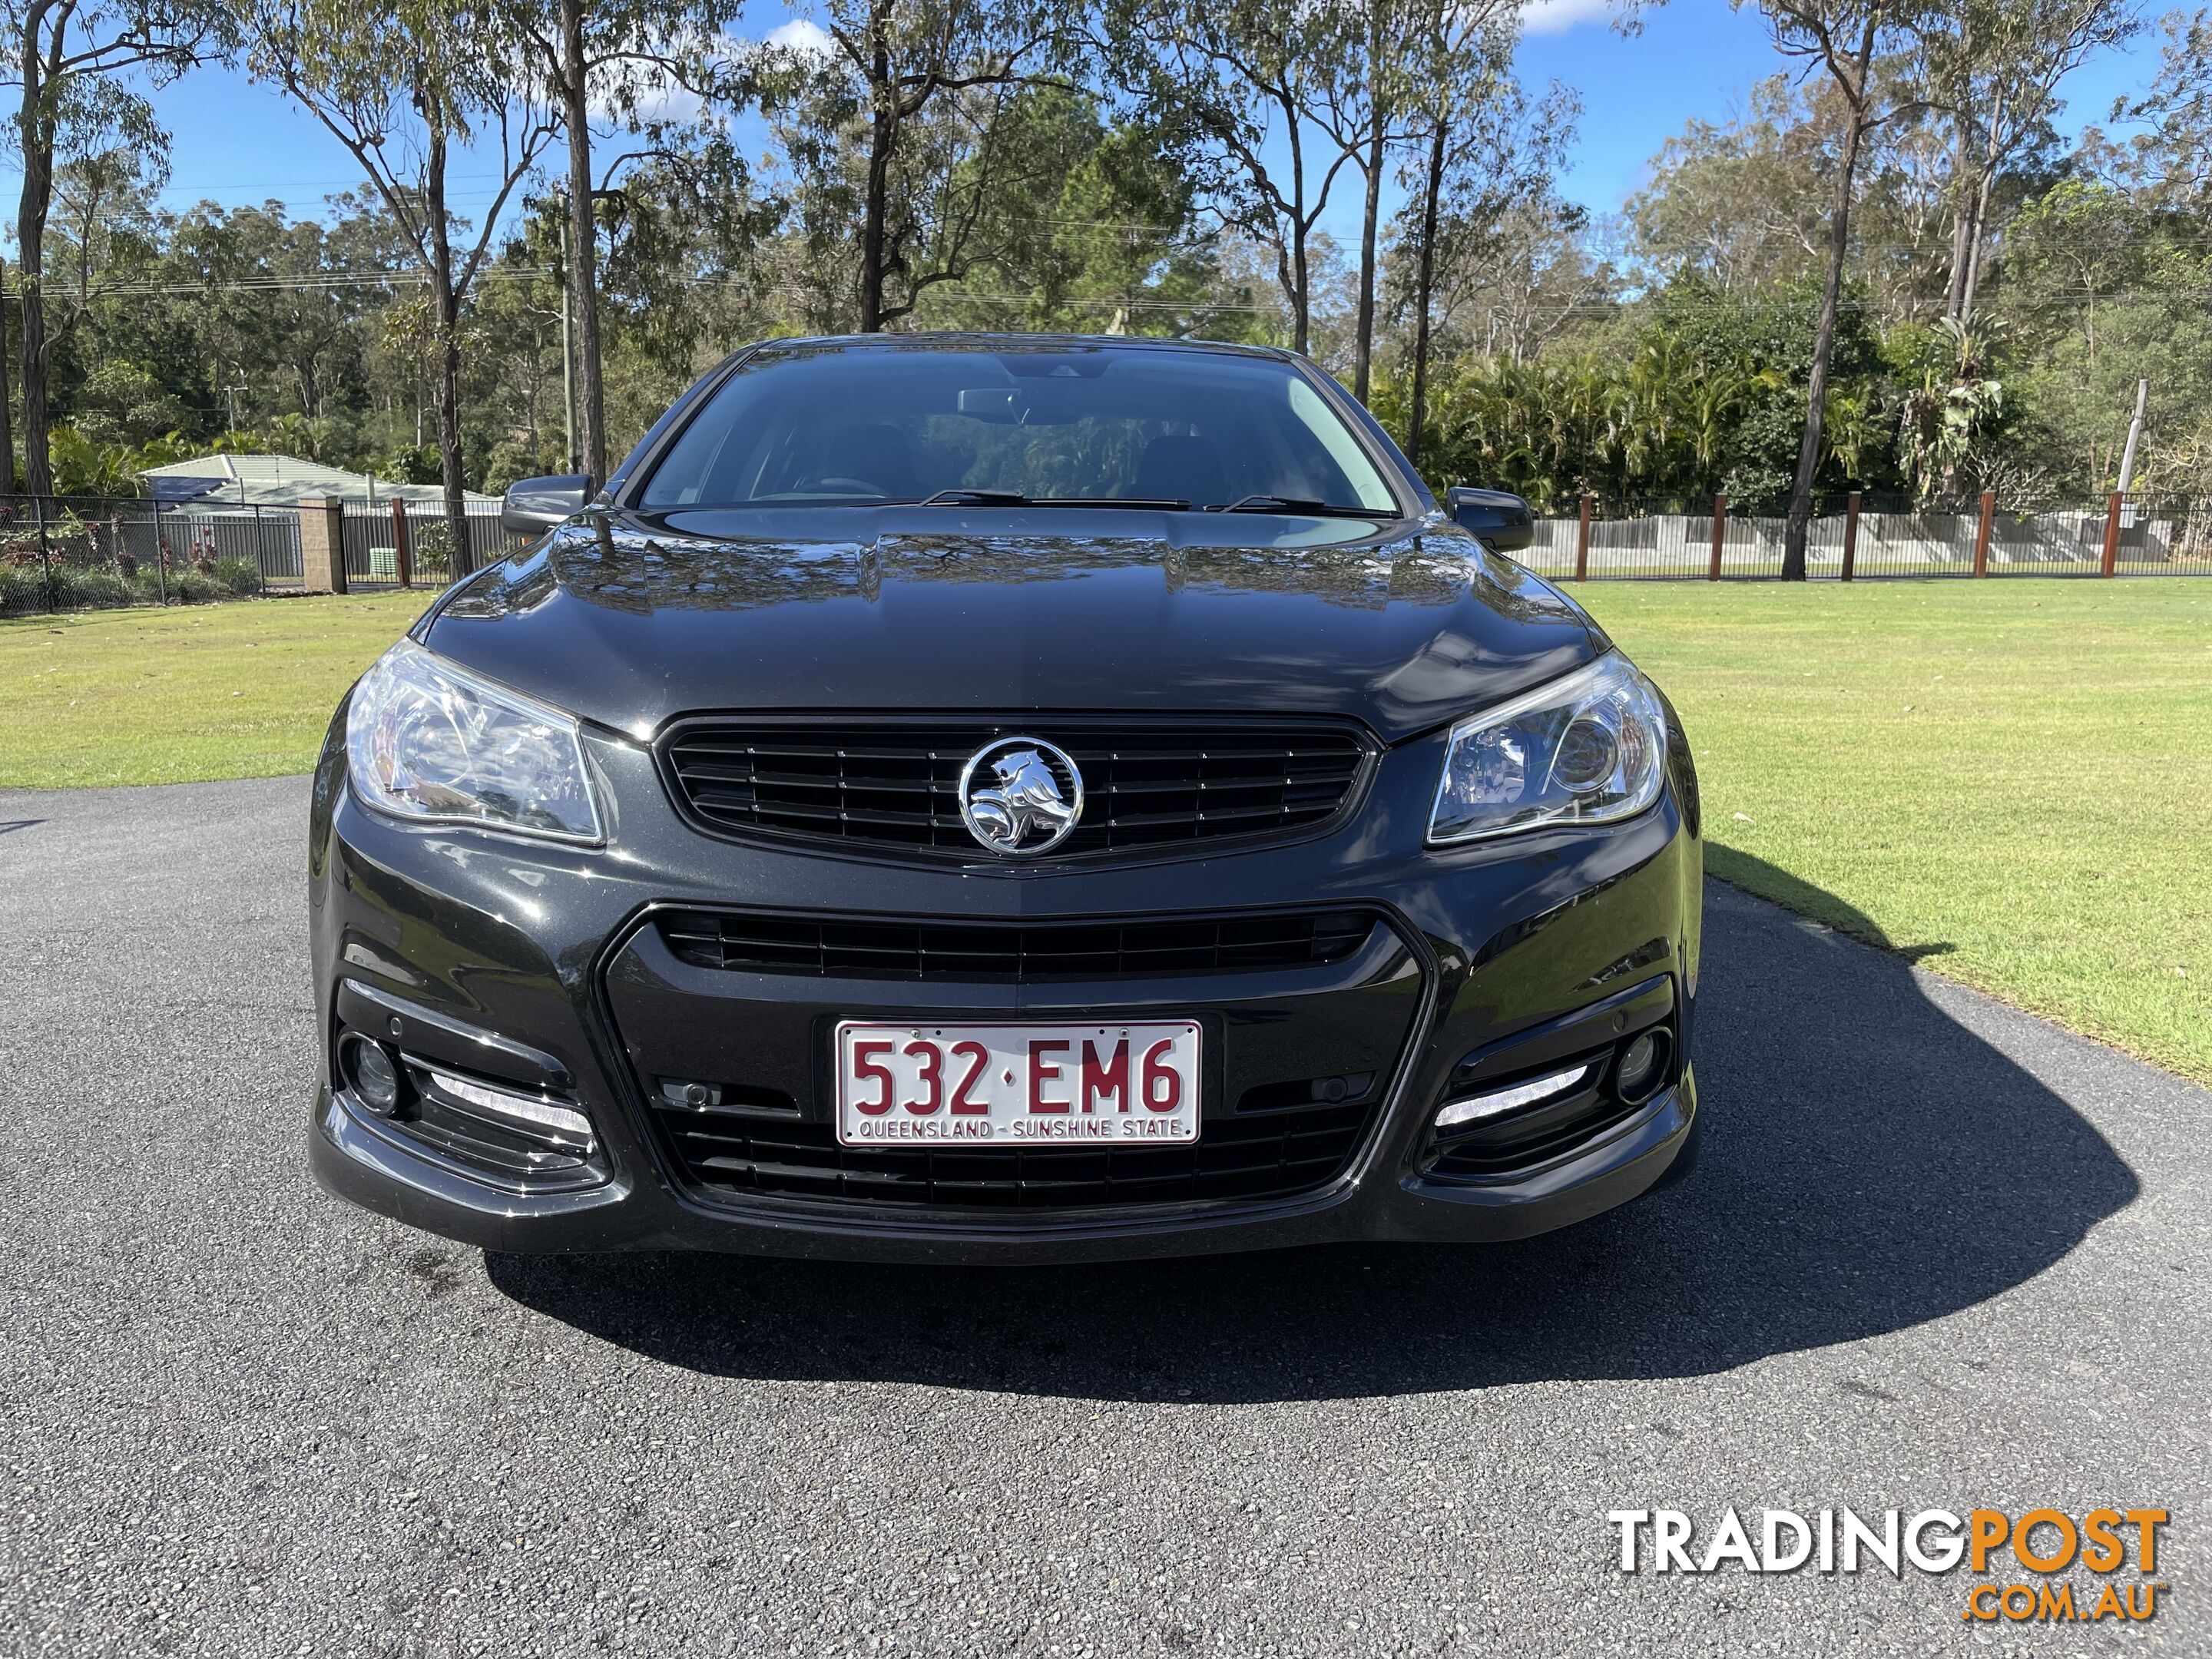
[1445,486,1534,553]
[501,473,595,535]
[956,387,1025,423]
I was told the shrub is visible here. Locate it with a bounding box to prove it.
[212,556,264,596]
[410,519,454,576]
[167,571,220,604]
[66,569,134,610]
[0,565,48,614]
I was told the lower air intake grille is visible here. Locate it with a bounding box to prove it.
[659,720,1369,859]
[657,909,1376,982]
[1422,1094,1646,1180]
[654,1098,1374,1210]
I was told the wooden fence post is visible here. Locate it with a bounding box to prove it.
[1972,489,1995,578]
[1841,491,1861,582]
[1575,495,1591,581]
[2100,491,2124,578]
[1707,493,1727,581]
[390,496,414,589]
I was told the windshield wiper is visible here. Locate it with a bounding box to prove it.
[914,491,1196,510]
[1027,496,1190,509]
[1209,494,1399,519]
[918,488,1031,506]
[909,489,1389,516]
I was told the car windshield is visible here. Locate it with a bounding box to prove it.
[634,342,1403,515]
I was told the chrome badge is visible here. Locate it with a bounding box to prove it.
[959,737,1084,856]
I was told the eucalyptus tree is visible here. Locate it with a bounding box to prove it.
[1922,0,2141,325]
[1626,78,1834,296]
[43,148,168,344]
[518,0,743,479]
[1306,0,1431,400]
[1,0,234,494]
[170,197,409,437]
[1743,0,1930,577]
[893,84,1230,335]
[2113,5,2212,198]
[1108,0,1351,354]
[752,0,1072,333]
[250,0,558,571]
[1391,2,1555,466]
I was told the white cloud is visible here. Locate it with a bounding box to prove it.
[1521,0,1615,35]
[766,18,834,56]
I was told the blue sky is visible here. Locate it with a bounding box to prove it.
[2,0,2172,250]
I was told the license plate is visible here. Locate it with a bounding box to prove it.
[833,1021,1202,1147]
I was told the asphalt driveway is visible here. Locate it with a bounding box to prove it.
[1,777,2204,1656]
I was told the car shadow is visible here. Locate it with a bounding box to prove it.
[486,867,2138,1402]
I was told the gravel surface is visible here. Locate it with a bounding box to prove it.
[1,777,2204,1657]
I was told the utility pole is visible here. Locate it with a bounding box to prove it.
[2115,378,2148,495]
[221,383,245,435]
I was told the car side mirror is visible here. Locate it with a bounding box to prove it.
[501,473,595,535]
[1445,486,1534,552]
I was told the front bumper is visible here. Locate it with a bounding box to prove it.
[306,705,1704,1263]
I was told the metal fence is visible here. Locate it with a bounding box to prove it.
[1520,492,2212,583]
[5,487,2208,616]
[337,499,522,591]
[0,494,288,610]
[0,492,526,613]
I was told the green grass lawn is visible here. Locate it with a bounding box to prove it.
[0,592,433,789]
[4,578,2207,1083]
[1578,578,2211,1085]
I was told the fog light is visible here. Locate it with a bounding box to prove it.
[343,1034,402,1116]
[1434,1061,1594,1130]
[1614,1030,1668,1104]
[658,1078,721,1110]
[427,1068,594,1152]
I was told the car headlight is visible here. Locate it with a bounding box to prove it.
[346,641,604,843]
[1428,653,1669,843]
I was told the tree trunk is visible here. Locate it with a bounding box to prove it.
[1957,164,1994,322]
[1284,110,1310,356]
[1352,125,1384,403]
[434,286,471,576]
[1942,125,1973,322]
[560,0,607,481]
[1406,121,1446,477]
[15,50,56,498]
[1784,25,1874,581]
[0,253,14,498]
[857,18,894,333]
[425,131,475,578]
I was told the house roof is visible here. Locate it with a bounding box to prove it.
[137,452,495,507]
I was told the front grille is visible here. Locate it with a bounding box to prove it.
[660,719,1369,859]
[653,1096,1375,1210]
[657,909,1376,982]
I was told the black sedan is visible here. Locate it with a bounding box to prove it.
[308,334,1702,1262]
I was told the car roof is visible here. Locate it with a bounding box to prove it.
[740,333,1295,363]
